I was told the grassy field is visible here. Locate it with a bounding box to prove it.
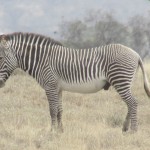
[0,62,150,150]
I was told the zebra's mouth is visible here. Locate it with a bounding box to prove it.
[0,79,5,88]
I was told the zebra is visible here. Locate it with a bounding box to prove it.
[0,32,149,133]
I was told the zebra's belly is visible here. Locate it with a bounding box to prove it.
[59,78,107,93]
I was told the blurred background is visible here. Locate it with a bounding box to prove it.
[0,0,150,59]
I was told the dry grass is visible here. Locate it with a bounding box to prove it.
[0,63,150,150]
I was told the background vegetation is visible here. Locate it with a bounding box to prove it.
[59,10,150,59]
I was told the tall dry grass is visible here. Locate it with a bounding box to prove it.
[0,63,150,150]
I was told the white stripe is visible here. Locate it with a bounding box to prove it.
[31,37,45,74]
[27,36,36,73]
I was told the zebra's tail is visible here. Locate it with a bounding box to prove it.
[139,57,150,97]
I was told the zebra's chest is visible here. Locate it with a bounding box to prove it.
[59,77,107,93]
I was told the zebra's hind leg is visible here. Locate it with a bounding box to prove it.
[117,88,138,132]
[122,111,130,132]
[107,63,138,132]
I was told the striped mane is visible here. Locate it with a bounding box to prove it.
[3,32,63,47]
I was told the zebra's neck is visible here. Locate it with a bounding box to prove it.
[7,32,62,78]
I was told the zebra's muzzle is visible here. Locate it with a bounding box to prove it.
[0,79,5,88]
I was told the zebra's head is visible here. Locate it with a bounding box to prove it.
[0,34,18,88]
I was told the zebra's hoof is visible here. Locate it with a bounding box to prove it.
[122,126,129,132]
[58,127,63,133]
[130,126,138,133]
[57,123,63,133]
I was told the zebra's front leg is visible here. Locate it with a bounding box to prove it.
[46,88,59,132]
[49,107,58,132]
[46,87,64,133]
[57,91,63,133]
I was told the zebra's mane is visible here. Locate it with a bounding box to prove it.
[3,32,63,47]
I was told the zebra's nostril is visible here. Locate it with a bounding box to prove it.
[0,79,5,88]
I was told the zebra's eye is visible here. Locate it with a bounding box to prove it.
[2,40,6,47]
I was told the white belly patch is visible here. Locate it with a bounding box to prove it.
[59,78,107,93]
